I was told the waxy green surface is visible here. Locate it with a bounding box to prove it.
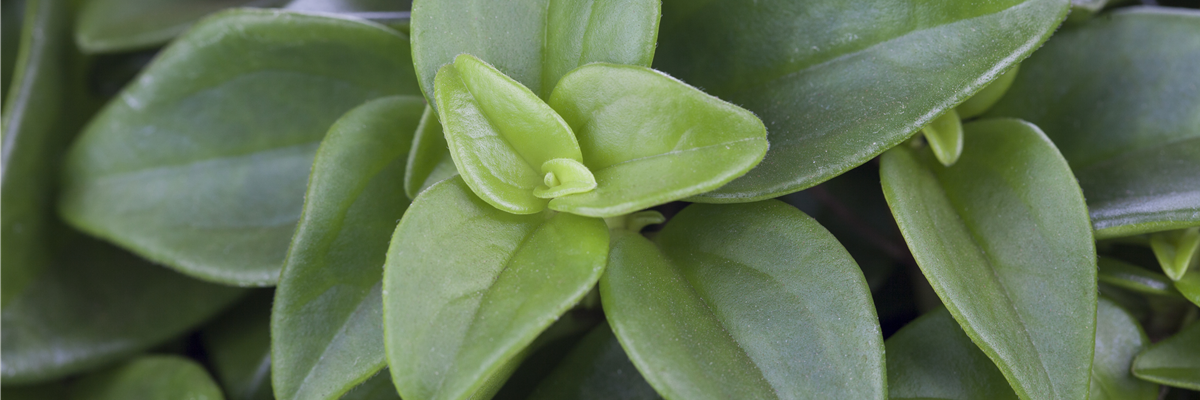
[986,8,1200,239]
[655,0,1070,202]
[886,308,1018,400]
[602,201,885,400]
[383,177,608,400]
[59,10,418,286]
[69,356,225,400]
[1098,257,1181,298]
[75,0,265,53]
[881,119,1097,400]
[272,96,423,400]
[1089,298,1158,400]
[1133,321,1200,390]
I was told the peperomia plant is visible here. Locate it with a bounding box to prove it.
[2,0,1199,399]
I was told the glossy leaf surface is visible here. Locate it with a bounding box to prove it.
[1133,321,1200,390]
[404,105,456,199]
[433,53,583,214]
[602,201,885,399]
[2,228,245,384]
[383,177,608,400]
[272,96,422,400]
[1098,257,1180,298]
[886,308,1017,400]
[60,9,418,285]
[1090,298,1158,400]
[202,292,273,400]
[986,8,1200,238]
[527,322,659,400]
[656,0,1069,202]
[75,0,266,53]
[957,65,1020,119]
[547,64,768,217]
[410,0,659,103]
[881,119,1097,400]
[69,356,224,400]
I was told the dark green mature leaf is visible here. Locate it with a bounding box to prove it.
[272,96,423,400]
[880,119,1097,400]
[383,177,608,400]
[526,322,659,400]
[202,291,274,400]
[602,201,885,399]
[2,0,72,307]
[544,64,767,217]
[75,0,269,53]
[68,356,224,400]
[60,9,418,286]
[1090,298,1158,400]
[410,0,659,103]
[2,228,245,384]
[656,0,1069,202]
[986,8,1200,239]
[1099,257,1181,298]
[404,106,456,199]
[886,308,1018,400]
[1133,321,1200,390]
[0,0,23,97]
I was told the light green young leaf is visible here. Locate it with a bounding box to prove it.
[880,119,1097,400]
[921,109,964,167]
[1133,321,1200,390]
[526,322,660,400]
[411,0,659,103]
[68,356,225,400]
[202,291,274,400]
[1090,298,1158,400]
[546,64,768,218]
[272,96,423,400]
[1151,228,1200,281]
[886,308,1018,400]
[59,9,418,286]
[957,65,1020,119]
[75,0,269,53]
[985,8,1200,239]
[656,0,1069,202]
[1176,270,1200,307]
[602,201,885,400]
[1098,257,1181,298]
[433,53,586,214]
[404,105,457,199]
[383,177,608,400]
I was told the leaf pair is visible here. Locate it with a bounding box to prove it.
[435,54,768,218]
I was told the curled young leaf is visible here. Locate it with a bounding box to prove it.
[547,64,768,218]
[921,109,964,167]
[434,53,588,214]
[1150,228,1200,281]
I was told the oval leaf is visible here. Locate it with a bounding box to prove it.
[1133,321,1200,390]
[404,105,457,199]
[272,96,423,400]
[433,53,584,214]
[75,0,267,53]
[202,291,274,400]
[527,322,660,400]
[59,9,418,286]
[985,8,1200,238]
[68,356,224,400]
[546,64,768,218]
[886,308,1018,400]
[656,0,1069,202]
[880,119,1097,400]
[411,0,659,102]
[1090,298,1158,400]
[383,177,609,400]
[601,201,885,399]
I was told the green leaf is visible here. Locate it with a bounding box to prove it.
[68,356,224,400]
[410,0,659,102]
[1090,298,1158,400]
[921,109,964,167]
[2,228,245,384]
[1151,228,1200,281]
[656,0,1069,202]
[546,64,768,218]
[404,105,457,199]
[383,177,609,400]
[957,65,1020,119]
[75,0,270,53]
[602,201,885,399]
[201,291,274,400]
[1176,270,1200,307]
[886,308,1018,400]
[284,0,409,13]
[272,96,423,400]
[526,322,660,400]
[59,9,419,286]
[985,8,1200,239]
[1133,321,1200,390]
[880,119,1097,400]
[433,53,586,214]
[0,0,23,97]
[340,371,402,400]
[2,0,75,307]
[1098,257,1181,298]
